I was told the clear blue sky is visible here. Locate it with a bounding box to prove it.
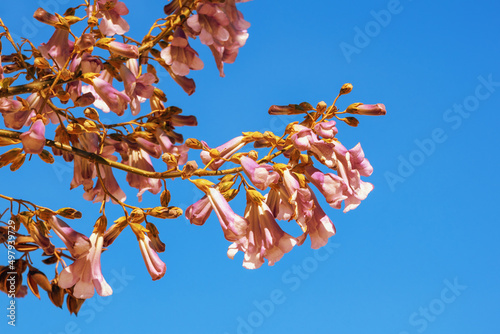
[1,0,499,333]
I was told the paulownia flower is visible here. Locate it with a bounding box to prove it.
[228,189,297,269]
[58,218,112,299]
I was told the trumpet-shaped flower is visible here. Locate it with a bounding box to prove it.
[58,221,112,299]
[228,190,297,269]
[20,119,46,154]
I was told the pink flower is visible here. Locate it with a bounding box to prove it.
[47,216,91,259]
[348,143,373,177]
[58,221,112,299]
[20,119,46,154]
[161,28,204,76]
[304,165,346,210]
[90,0,130,36]
[200,136,246,170]
[138,234,167,280]
[228,190,297,269]
[38,29,74,69]
[314,120,338,139]
[84,164,126,204]
[290,125,316,151]
[92,77,131,116]
[240,156,279,190]
[124,149,162,201]
[185,195,213,226]
[165,66,196,95]
[205,187,248,242]
[333,142,374,212]
[120,59,156,115]
[302,189,336,249]
[281,168,315,229]
[108,41,138,59]
[155,128,189,169]
[265,184,295,221]
[70,133,99,192]
[186,0,249,76]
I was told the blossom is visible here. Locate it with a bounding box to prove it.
[186,0,249,76]
[200,136,246,170]
[205,187,248,242]
[240,156,279,190]
[304,165,346,210]
[46,216,91,259]
[185,195,213,226]
[120,59,156,115]
[333,142,374,212]
[83,164,127,204]
[90,0,130,36]
[164,66,196,95]
[313,120,338,139]
[155,128,189,169]
[38,28,74,69]
[92,77,131,116]
[108,41,138,59]
[70,133,99,191]
[20,119,46,154]
[161,28,204,76]
[281,168,315,229]
[228,190,297,269]
[265,184,295,221]
[124,149,162,201]
[302,189,336,249]
[130,223,166,280]
[58,220,113,299]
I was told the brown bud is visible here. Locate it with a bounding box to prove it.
[0,137,21,147]
[10,153,26,171]
[56,90,71,102]
[129,209,145,224]
[66,122,86,134]
[344,117,359,127]
[316,101,327,113]
[223,189,239,201]
[57,207,82,219]
[160,190,171,207]
[148,206,182,219]
[248,150,258,160]
[87,16,98,27]
[339,83,353,96]
[181,160,198,179]
[34,57,51,69]
[185,138,203,149]
[67,294,85,315]
[39,150,55,164]
[28,268,51,299]
[0,148,23,167]
[218,181,235,193]
[59,68,72,81]
[50,281,65,308]
[42,255,58,265]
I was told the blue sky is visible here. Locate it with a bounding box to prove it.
[1,0,499,333]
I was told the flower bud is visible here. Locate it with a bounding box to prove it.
[339,83,353,96]
[185,138,203,149]
[56,207,82,219]
[346,103,386,116]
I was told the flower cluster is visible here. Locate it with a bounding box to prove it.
[0,0,386,314]
[186,95,386,269]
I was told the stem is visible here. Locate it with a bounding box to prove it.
[0,129,290,180]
